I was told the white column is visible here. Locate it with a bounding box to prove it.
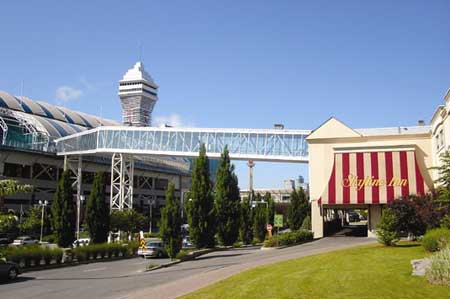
[367,205,382,238]
[248,160,255,202]
[311,200,324,239]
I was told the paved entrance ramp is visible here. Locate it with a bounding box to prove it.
[129,237,376,299]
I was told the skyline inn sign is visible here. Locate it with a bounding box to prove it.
[341,175,408,190]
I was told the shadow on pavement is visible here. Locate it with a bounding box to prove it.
[150,262,240,274]
[32,262,241,281]
[0,276,36,285]
[229,246,261,251]
[195,253,246,260]
[332,225,368,237]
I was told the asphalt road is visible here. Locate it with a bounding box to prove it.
[0,237,376,299]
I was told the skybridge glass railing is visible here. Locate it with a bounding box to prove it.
[55,126,310,162]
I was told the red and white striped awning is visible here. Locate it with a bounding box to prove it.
[319,150,430,205]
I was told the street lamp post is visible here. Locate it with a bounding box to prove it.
[39,200,48,243]
[148,198,155,233]
[76,195,85,241]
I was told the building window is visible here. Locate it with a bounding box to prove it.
[436,129,445,151]
[4,163,31,179]
[282,195,291,201]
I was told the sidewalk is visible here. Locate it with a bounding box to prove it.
[129,237,376,299]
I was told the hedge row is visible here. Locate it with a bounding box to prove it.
[0,241,140,269]
[72,242,139,262]
[263,229,313,247]
[422,228,450,252]
[1,246,63,267]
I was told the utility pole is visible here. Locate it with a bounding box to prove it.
[76,195,85,240]
[39,200,48,243]
[148,198,154,233]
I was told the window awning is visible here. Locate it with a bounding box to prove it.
[319,150,429,205]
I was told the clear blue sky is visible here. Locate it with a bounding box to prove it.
[1,1,449,189]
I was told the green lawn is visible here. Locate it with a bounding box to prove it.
[181,242,450,299]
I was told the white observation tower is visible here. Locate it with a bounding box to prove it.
[118,62,159,126]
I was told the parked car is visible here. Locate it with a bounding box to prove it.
[72,238,91,247]
[0,259,21,281]
[0,234,10,247]
[347,212,360,223]
[12,236,38,246]
[138,240,167,258]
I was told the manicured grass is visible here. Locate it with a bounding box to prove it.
[182,242,450,299]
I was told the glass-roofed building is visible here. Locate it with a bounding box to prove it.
[0,72,191,217]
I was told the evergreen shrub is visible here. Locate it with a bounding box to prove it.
[422,228,450,252]
[263,229,313,247]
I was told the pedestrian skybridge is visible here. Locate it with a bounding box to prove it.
[55,126,310,162]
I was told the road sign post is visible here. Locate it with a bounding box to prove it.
[274,214,283,247]
[266,224,273,238]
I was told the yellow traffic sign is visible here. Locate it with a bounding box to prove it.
[274,214,283,227]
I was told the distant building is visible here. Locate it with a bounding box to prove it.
[240,188,293,203]
[119,62,158,127]
[296,175,309,192]
[283,179,295,190]
[0,62,189,213]
[240,177,309,203]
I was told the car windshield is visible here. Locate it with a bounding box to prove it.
[146,242,161,247]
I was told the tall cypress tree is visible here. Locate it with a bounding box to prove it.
[253,193,267,242]
[264,192,275,226]
[288,187,309,231]
[188,144,216,248]
[240,198,253,244]
[51,170,75,247]
[160,183,182,259]
[86,172,109,244]
[214,147,241,246]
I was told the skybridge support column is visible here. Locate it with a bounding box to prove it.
[64,155,83,239]
[248,160,255,204]
[110,153,134,212]
[64,156,83,201]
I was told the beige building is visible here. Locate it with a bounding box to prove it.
[308,116,436,238]
[430,90,450,180]
[309,90,450,238]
